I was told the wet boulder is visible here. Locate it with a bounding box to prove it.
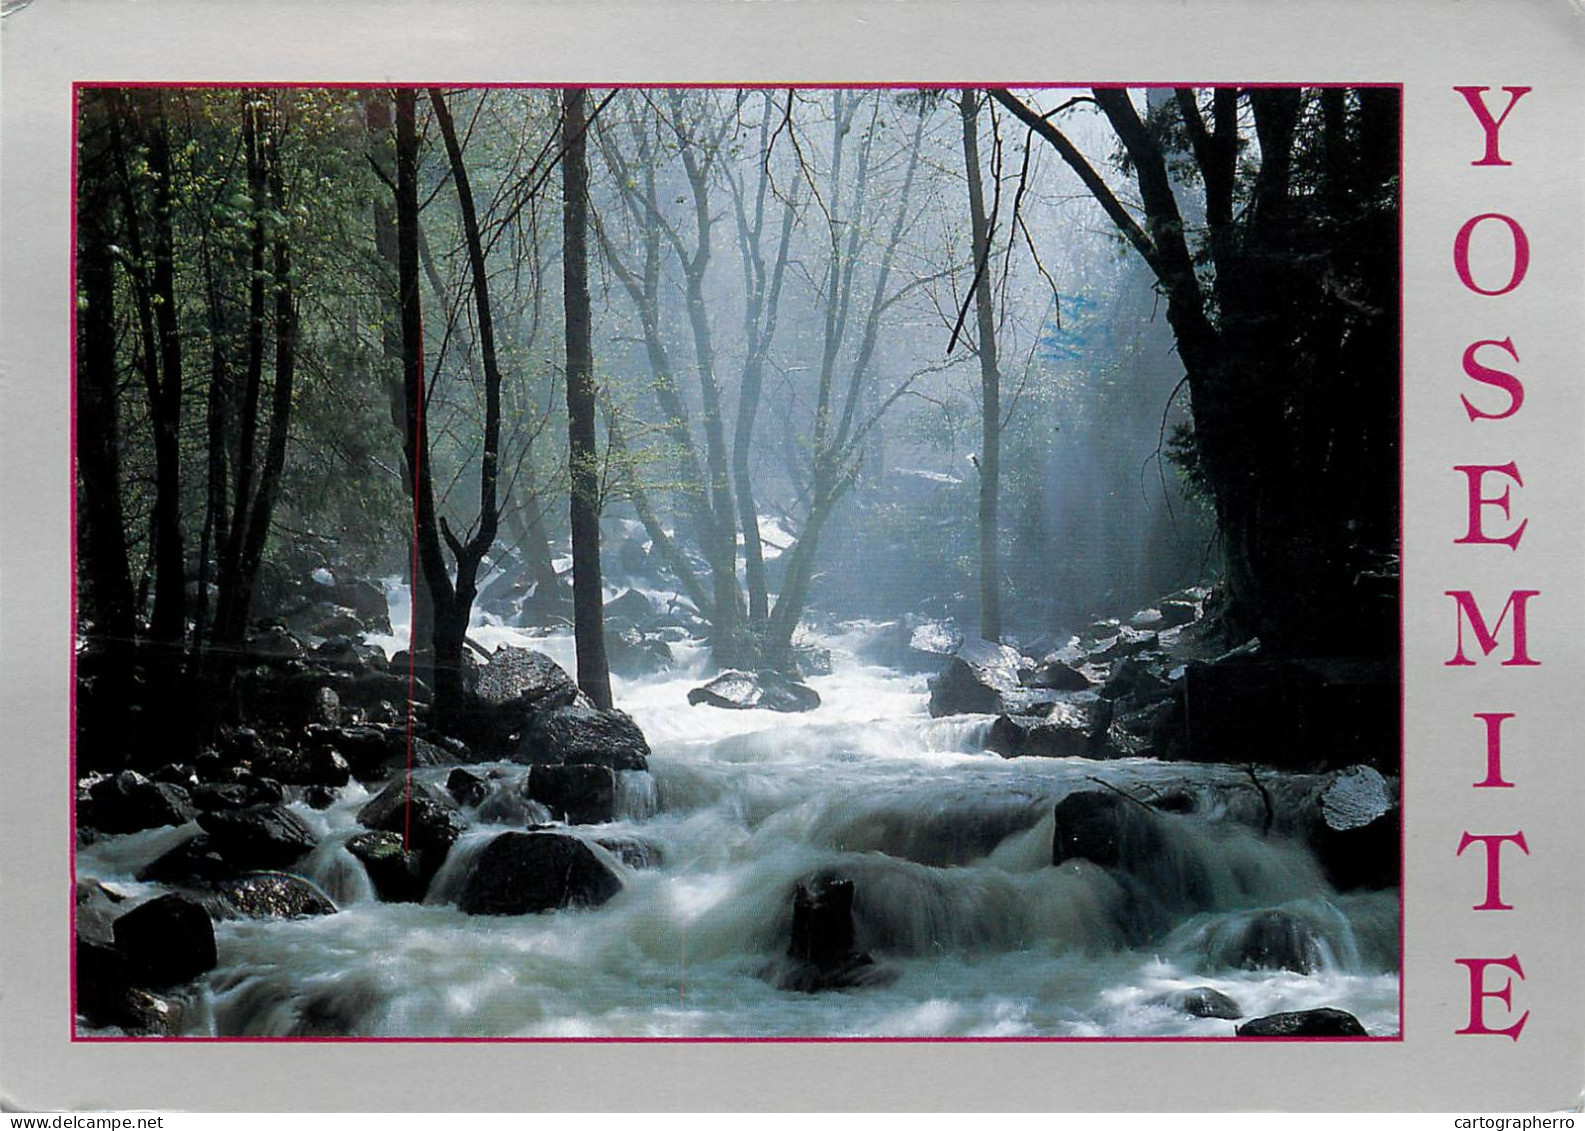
[513,705,651,771]
[1154,986,1243,1020]
[988,701,1109,760]
[212,872,337,919]
[791,644,833,678]
[456,830,623,915]
[470,647,579,740]
[603,587,657,629]
[190,777,283,813]
[357,777,467,862]
[1236,1008,1367,1037]
[1100,658,1171,706]
[137,835,234,885]
[1052,789,1170,872]
[445,767,491,809]
[928,638,1023,717]
[1020,657,1095,692]
[1088,627,1160,664]
[197,804,318,870]
[252,744,352,788]
[111,893,217,988]
[688,670,820,714]
[1158,597,1200,629]
[526,763,616,825]
[345,830,430,903]
[80,771,196,834]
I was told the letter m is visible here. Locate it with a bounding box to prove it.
[1447,590,1541,666]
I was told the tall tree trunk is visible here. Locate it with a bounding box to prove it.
[562,87,613,709]
[135,91,188,647]
[75,100,137,648]
[365,92,434,680]
[961,89,1003,643]
[395,88,466,718]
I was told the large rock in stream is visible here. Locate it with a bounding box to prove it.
[79,771,196,834]
[511,705,651,771]
[357,777,467,864]
[197,804,317,870]
[688,670,821,713]
[456,830,623,915]
[111,893,217,988]
[466,646,579,745]
[1236,1008,1368,1037]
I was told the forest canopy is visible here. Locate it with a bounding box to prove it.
[73,84,1399,761]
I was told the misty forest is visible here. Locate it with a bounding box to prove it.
[74,85,1401,1038]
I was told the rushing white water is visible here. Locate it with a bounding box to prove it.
[78,609,1400,1038]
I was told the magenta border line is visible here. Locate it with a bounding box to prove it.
[67,79,1408,1046]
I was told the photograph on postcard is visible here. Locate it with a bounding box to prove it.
[70,83,1401,1040]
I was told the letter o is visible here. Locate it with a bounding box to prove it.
[1455,213,1530,296]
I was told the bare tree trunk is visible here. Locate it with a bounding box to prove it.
[75,97,137,647]
[562,87,613,709]
[961,89,1002,643]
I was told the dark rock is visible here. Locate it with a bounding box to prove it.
[149,763,198,788]
[233,668,344,731]
[446,767,491,808]
[1020,658,1095,692]
[1236,1008,1368,1038]
[1214,909,1325,974]
[310,635,369,671]
[604,587,657,627]
[190,779,282,812]
[471,647,579,738]
[1100,658,1171,705]
[253,745,352,788]
[1089,627,1159,663]
[988,701,1110,759]
[330,578,390,631]
[357,776,467,862]
[301,784,340,810]
[595,836,662,870]
[527,763,616,825]
[687,670,821,713]
[513,705,651,771]
[197,804,317,870]
[114,988,188,1036]
[311,726,408,781]
[248,625,303,661]
[1156,986,1243,1020]
[213,872,337,919]
[75,936,135,1027]
[340,669,425,712]
[1158,598,1200,628]
[80,771,196,834]
[928,638,1024,717]
[346,830,430,903]
[137,835,234,885]
[112,893,217,987]
[456,831,623,915]
[1053,789,1169,872]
